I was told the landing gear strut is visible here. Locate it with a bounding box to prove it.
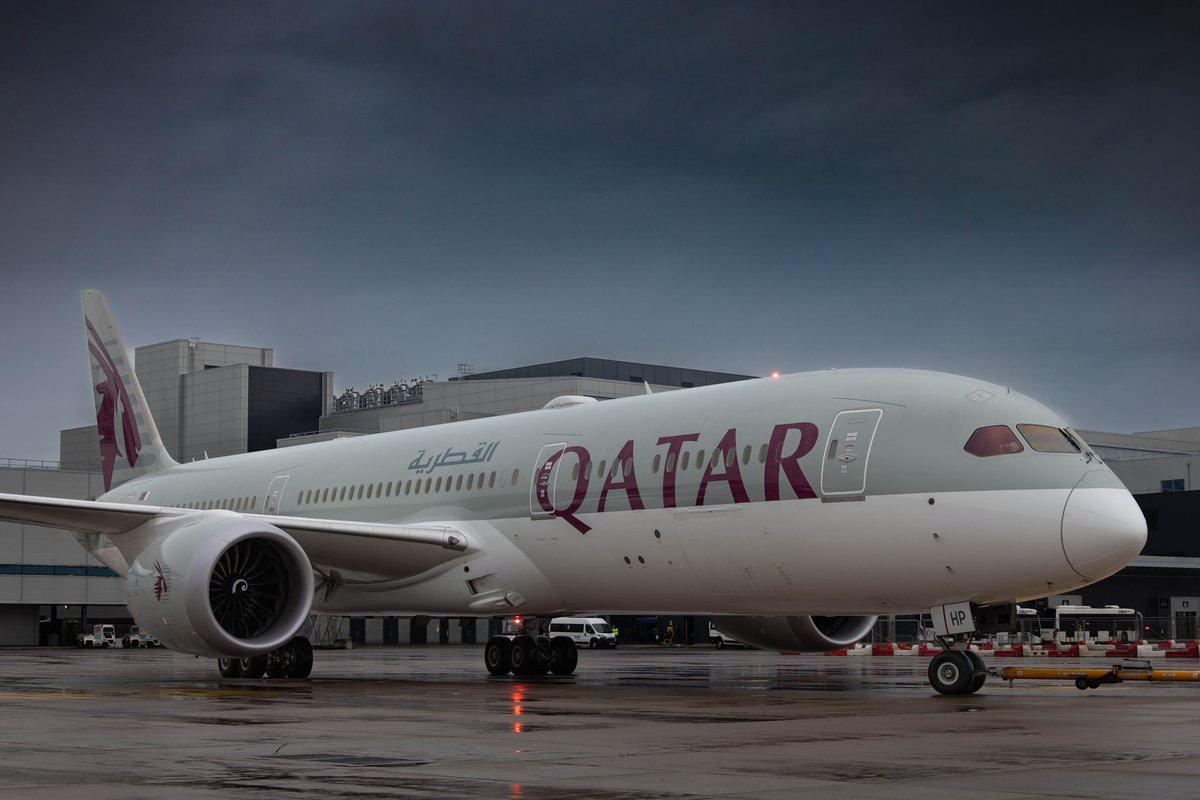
[484,634,578,676]
[217,636,313,680]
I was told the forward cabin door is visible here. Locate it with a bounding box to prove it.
[530,443,567,519]
[820,408,883,497]
[264,475,289,515]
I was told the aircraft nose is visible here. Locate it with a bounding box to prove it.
[1061,470,1147,581]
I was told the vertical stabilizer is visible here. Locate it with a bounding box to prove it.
[82,290,177,491]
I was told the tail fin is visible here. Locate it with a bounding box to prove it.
[82,290,177,491]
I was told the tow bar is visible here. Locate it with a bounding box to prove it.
[994,660,1200,690]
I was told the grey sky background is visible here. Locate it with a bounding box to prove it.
[1,2,1197,461]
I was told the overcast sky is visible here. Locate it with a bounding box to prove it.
[1,2,1197,461]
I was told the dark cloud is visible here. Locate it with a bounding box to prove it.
[1,2,1197,459]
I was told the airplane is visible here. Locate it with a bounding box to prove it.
[0,290,1146,694]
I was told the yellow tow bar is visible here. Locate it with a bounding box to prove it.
[996,661,1200,690]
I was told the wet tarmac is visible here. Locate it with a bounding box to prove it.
[1,645,1199,799]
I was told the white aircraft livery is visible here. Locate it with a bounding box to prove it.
[0,291,1147,694]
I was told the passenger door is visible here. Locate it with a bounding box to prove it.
[820,409,883,497]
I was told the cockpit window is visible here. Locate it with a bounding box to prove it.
[1017,424,1081,454]
[964,425,1024,457]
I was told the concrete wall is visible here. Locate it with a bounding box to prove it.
[0,468,124,606]
[180,365,250,461]
[1108,455,1197,494]
[59,426,100,473]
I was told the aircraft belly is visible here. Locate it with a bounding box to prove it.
[499,489,1080,616]
[309,489,1080,618]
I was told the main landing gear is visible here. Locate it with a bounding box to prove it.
[484,635,579,676]
[928,644,987,695]
[217,636,313,680]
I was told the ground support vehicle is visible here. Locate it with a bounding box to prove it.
[122,626,160,648]
[709,623,747,649]
[77,624,116,648]
[547,617,617,649]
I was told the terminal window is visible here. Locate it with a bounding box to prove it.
[1161,478,1186,493]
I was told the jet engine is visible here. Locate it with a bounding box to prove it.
[125,513,314,658]
[711,615,877,651]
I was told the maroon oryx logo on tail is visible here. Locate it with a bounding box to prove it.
[86,317,142,491]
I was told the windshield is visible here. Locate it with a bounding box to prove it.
[591,623,612,634]
[1017,424,1080,454]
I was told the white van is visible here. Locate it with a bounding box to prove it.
[548,617,617,649]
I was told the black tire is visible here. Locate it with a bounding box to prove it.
[929,651,976,695]
[965,650,987,693]
[588,639,598,649]
[240,655,268,679]
[509,636,536,675]
[265,637,314,679]
[288,637,313,679]
[217,657,242,678]
[549,636,579,675]
[715,639,725,649]
[1075,677,1091,691]
[484,637,512,676]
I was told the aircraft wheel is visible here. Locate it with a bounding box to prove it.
[509,636,537,676]
[217,657,242,679]
[286,637,313,679]
[484,637,512,676]
[549,636,578,675]
[965,650,987,693]
[240,655,268,679]
[929,651,976,695]
[265,637,314,679]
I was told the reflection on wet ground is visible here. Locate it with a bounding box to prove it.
[1,646,1199,798]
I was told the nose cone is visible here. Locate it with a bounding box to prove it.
[1061,471,1147,581]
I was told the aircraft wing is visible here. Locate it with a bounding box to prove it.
[0,492,165,535]
[0,492,471,551]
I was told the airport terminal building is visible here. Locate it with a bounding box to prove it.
[1,338,1197,645]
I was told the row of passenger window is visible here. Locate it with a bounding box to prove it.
[294,468,523,507]
[164,442,780,512]
[172,496,258,512]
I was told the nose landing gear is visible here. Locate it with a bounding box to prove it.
[928,647,987,695]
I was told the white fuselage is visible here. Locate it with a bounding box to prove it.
[103,369,1147,619]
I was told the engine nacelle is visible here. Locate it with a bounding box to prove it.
[125,513,314,658]
[711,615,877,652]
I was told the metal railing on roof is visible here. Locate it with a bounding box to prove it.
[0,458,62,470]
